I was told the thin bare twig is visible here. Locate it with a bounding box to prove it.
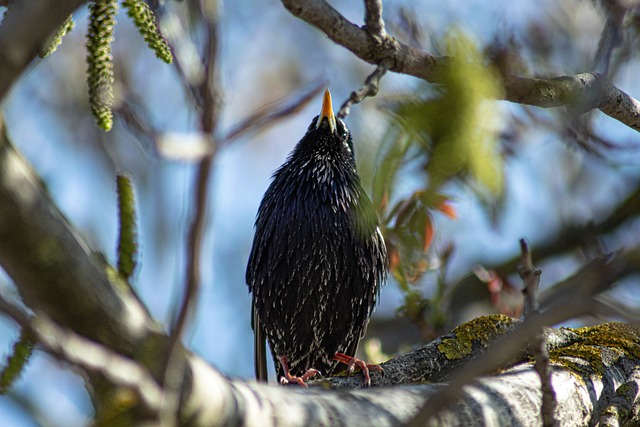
[337,59,392,119]
[518,238,541,317]
[534,330,558,427]
[405,255,622,426]
[160,3,221,424]
[364,0,386,42]
[223,82,324,144]
[517,238,557,427]
[593,1,627,76]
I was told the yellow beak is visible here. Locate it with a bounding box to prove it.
[316,89,337,133]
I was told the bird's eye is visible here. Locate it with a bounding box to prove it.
[336,122,347,138]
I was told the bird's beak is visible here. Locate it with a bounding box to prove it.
[316,89,337,134]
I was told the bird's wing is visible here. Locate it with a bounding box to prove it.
[252,303,269,382]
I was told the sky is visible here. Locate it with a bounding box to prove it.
[1,0,639,425]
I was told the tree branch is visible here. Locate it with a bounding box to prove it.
[161,4,221,424]
[517,239,557,427]
[0,296,163,414]
[0,133,636,425]
[280,0,640,132]
[337,60,391,119]
[473,182,640,292]
[222,82,325,144]
[0,118,152,354]
[363,0,386,42]
[406,254,629,424]
[182,318,640,427]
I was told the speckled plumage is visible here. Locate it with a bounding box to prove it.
[246,91,387,383]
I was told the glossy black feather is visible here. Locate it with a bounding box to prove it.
[246,114,387,381]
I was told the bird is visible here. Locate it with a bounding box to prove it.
[246,89,388,387]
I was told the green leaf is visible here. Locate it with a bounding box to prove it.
[373,123,411,214]
[396,30,505,196]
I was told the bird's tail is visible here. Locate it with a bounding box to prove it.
[253,306,269,382]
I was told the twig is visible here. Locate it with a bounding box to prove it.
[517,239,557,427]
[534,330,558,427]
[482,182,640,293]
[223,82,324,144]
[592,296,640,323]
[593,1,626,76]
[160,3,221,424]
[363,0,386,42]
[404,255,620,426]
[517,238,541,316]
[337,59,392,119]
[0,295,163,413]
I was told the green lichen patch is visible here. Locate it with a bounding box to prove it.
[438,314,514,360]
[550,323,640,376]
[573,323,640,359]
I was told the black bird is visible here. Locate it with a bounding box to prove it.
[246,89,387,386]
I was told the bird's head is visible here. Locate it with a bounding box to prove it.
[302,89,354,158]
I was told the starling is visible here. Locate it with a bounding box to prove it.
[246,89,388,386]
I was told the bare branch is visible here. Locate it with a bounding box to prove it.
[594,367,640,427]
[223,82,325,144]
[280,0,640,132]
[161,3,221,424]
[405,255,626,425]
[517,238,541,317]
[517,239,557,427]
[337,59,391,119]
[181,318,639,427]
[363,0,386,41]
[0,118,152,353]
[593,1,627,76]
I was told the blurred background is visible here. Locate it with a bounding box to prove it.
[1,0,639,425]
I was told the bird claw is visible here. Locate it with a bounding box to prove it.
[279,368,320,387]
[333,352,383,387]
[278,355,320,387]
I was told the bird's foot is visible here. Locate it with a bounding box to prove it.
[278,355,320,388]
[333,352,383,387]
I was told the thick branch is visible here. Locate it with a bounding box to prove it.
[281,0,640,132]
[0,119,152,354]
[181,320,640,427]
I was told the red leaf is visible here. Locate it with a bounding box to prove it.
[437,200,458,220]
[388,244,400,271]
[423,214,434,252]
